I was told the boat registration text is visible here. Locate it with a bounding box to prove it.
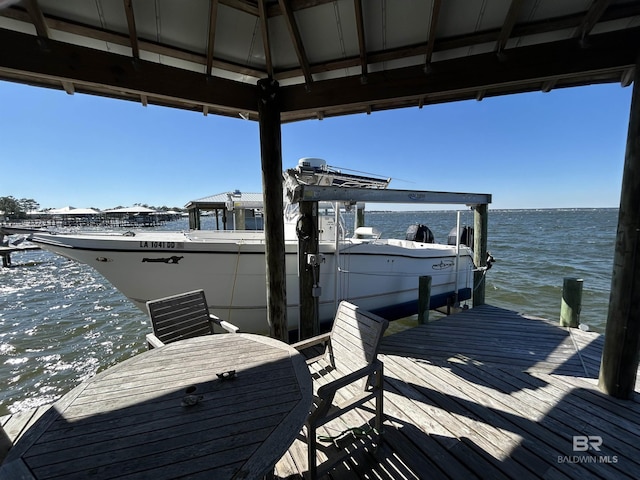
[139,241,184,249]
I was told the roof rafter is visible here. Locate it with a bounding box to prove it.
[258,0,274,78]
[122,0,139,59]
[274,3,640,80]
[575,0,613,42]
[266,0,335,17]
[278,0,313,86]
[0,6,266,79]
[354,0,367,79]
[206,0,219,76]
[20,0,48,38]
[495,0,524,56]
[220,0,258,16]
[424,0,442,71]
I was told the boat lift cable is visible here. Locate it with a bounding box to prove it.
[228,241,243,323]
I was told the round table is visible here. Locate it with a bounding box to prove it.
[1,334,312,479]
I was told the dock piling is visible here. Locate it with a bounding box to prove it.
[559,277,583,328]
[418,275,432,324]
[599,58,640,399]
[473,204,489,306]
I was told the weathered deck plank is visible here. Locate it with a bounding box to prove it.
[3,305,639,479]
[275,304,640,479]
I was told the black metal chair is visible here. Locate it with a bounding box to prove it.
[145,289,238,348]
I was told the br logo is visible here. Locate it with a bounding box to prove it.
[573,435,602,452]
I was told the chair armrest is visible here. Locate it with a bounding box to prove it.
[316,360,380,399]
[208,314,239,333]
[291,332,331,351]
[291,332,331,364]
[146,333,165,349]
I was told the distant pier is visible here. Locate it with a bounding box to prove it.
[0,245,40,268]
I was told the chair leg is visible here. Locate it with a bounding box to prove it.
[306,423,317,480]
[374,362,384,433]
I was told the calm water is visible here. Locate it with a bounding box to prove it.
[0,209,618,416]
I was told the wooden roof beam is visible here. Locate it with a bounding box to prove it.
[354,0,368,80]
[575,0,613,44]
[621,67,634,87]
[280,27,640,116]
[278,0,313,86]
[495,0,524,57]
[541,78,557,93]
[424,0,442,72]
[206,0,219,76]
[61,80,74,95]
[122,0,139,59]
[258,0,274,78]
[0,27,259,112]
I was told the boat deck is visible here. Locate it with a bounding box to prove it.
[3,305,639,479]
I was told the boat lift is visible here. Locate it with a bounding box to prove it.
[285,163,492,339]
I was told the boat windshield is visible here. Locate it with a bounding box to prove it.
[284,202,347,242]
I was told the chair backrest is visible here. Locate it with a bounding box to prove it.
[0,425,11,464]
[146,290,213,345]
[329,301,389,375]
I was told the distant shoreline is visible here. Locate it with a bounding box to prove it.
[367,207,619,213]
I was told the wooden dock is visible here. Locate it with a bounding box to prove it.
[275,304,640,479]
[0,245,40,267]
[3,305,639,479]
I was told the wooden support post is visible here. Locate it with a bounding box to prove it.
[560,277,583,328]
[298,201,320,339]
[258,78,288,342]
[473,204,488,306]
[234,207,245,230]
[599,62,640,399]
[188,208,200,230]
[418,275,432,324]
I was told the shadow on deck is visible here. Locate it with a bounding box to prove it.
[276,304,640,479]
[3,305,639,479]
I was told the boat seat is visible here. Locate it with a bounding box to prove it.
[145,289,238,349]
[352,226,381,240]
[291,300,388,479]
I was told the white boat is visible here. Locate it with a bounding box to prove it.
[30,159,478,335]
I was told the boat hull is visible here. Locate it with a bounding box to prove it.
[31,230,475,335]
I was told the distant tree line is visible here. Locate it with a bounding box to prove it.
[0,196,39,219]
[0,196,185,220]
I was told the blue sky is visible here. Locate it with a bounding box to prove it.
[0,79,632,211]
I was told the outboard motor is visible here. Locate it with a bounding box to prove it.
[448,226,474,247]
[405,224,434,243]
